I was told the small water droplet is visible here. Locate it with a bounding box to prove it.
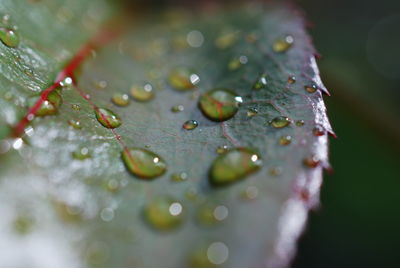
[171,104,184,113]
[216,145,228,154]
[270,116,291,128]
[111,93,130,107]
[27,90,62,116]
[199,88,242,122]
[279,135,292,145]
[171,172,188,182]
[312,124,326,136]
[215,31,238,49]
[241,186,259,200]
[130,83,154,102]
[71,104,81,111]
[303,155,320,168]
[210,148,262,186]
[100,207,114,222]
[273,35,294,53]
[122,148,167,179]
[183,120,198,130]
[0,28,19,48]
[187,30,204,48]
[68,119,82,129]
[168,67,200,90]
[197,204,228,225]
[95,108,121,129]
[207,242,229,265]
[228,55,248,70]
[296,120,305,127]
[106,179,120,192]
[144,197,184,231]
[253,74,268,90]
[189,242,229,267]
[288,76,296,84]
[247,107,258,117]
[72,146,91,160]
[305,84,318,93]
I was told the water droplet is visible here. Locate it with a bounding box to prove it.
[171,172,188,182]
[303,155,320,168]
[171,104,184,113]
[288,76,296,84]
[111,93,130,107]
[168,67,200,90]
[183,120,198,130]
[71,104,81,111]
[313,124,326,136]
[228,55,248,70]
[241,186,259,200]
[187,30,204,48]
[270,116,291,128]
[130,83,154,102]
[216,145,228,154]
[28,90,62,116]
[121,148,167,179]
[100,208,114,222]
[72,146,91,160]
[54,201,82,223]
[273,35,294,53]
[296,120,305,127]
[215,31,238,49]
[197,204,228,225]
[305,84,318,93]
[0,28,19,48]
[199,88,242,122]
[95,108,121,129]
[253,74,268,90]
[247,107,258,117]
[207,242,229,265]
[68,119,82,129]
[210,148,262,186]
[144,197,184,231]
[189,242,229,268]
[106,179,120,193]
[279,135,292,145]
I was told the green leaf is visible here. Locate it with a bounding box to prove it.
[0,1,332,268]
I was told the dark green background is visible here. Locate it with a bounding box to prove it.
[294,0,400,267]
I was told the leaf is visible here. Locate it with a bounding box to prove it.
[0,1,332,268]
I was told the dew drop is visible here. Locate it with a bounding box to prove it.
[253,74,268,90]
[0,28,19,48]
[305,84,318,93]
[171,104,184,113]
[207,242,229,265]
[296,120,305,127]
[68,119,82,129]
[228,55,248,70]
[199,88,242,122]
[210,148,262,186]
[183,120,198,130]
[313,124,326,136]
[111,93,130,107]
[197,204,228,225]
[121,148,166,179]
[288,76,296,84]
[130,83,154,102]
[270,116,291,128]
[247,107,258,117]
[72,146,91,160]
[71,104,81,111]
[144,197,184,231]
[27,90,62,116]
[273,35,294,53]
[100,208,114,222]
[168,67,200,91]
[216,145,228,154]
[303,155,320,168]
[106,179,120,193]
[95,108,121,129]
[171,172,188,182]
[279,135,292,146]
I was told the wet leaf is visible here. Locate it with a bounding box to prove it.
[0,1,332,268]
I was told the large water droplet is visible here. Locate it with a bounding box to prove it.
[27,90,62,116]
[111,93,130,106]
[210,148,262,186]
[0,28,19,48]
[270,116,291,128]
[199,88,242,122]
[121,148,166,179]
[130,83,154,102]
[144,197,184,231]
[168,67,200,90]
[183,120,198,130]
[95,108,121,129]
[273,35,294,53]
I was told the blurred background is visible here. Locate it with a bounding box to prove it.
[293,0,400,267]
